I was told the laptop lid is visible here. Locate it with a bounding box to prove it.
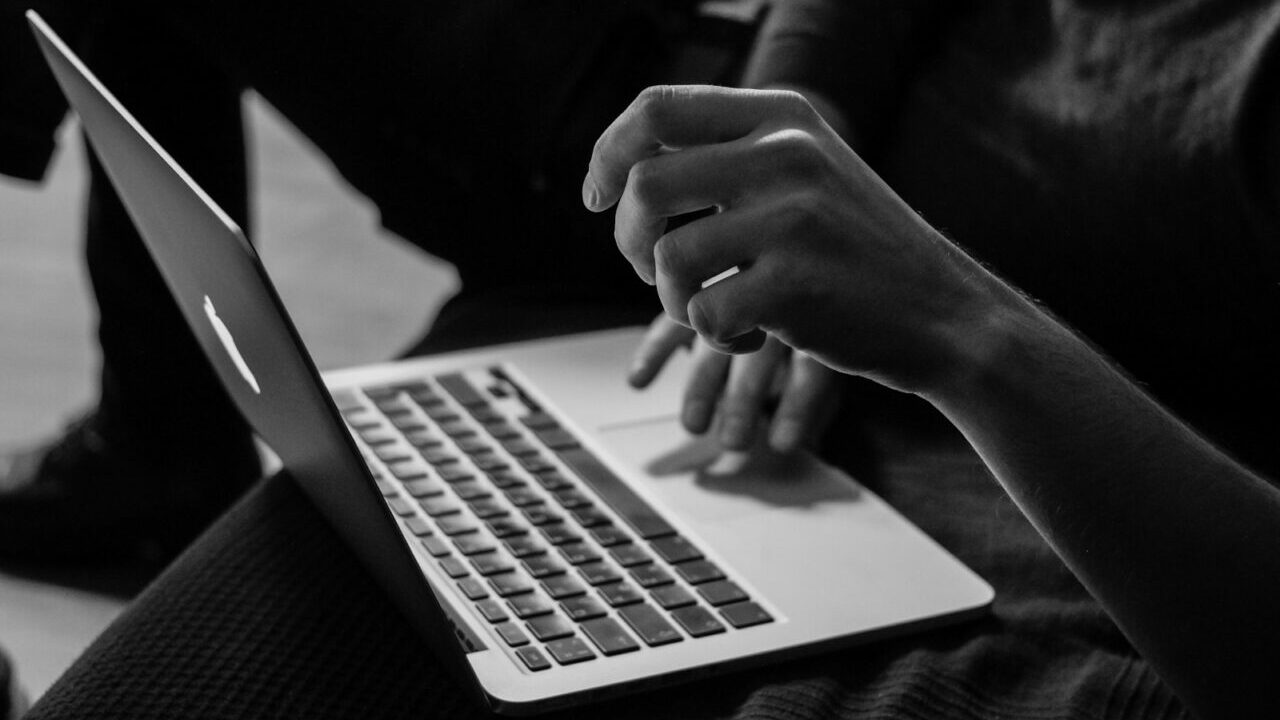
[25,9,486,700]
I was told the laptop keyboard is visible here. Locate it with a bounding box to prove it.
[335,368,774,671]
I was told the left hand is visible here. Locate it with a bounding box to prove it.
[629,313,840,452]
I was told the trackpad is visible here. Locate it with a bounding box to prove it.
[597,418,863,525]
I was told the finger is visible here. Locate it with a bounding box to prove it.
[628,314,694,388]
[585,86,798,212]
[686,258,775,354]
[613,141,752,283]
[769,353,841,453]
[718,336,789,450]
[681,339,731,434]
[652,204,772,326]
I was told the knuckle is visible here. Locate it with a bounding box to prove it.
[626,159,663,210]
[652,234,684,277]
[635,85,680,127]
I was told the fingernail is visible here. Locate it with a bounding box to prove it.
[771,419,802,453]
[582,175,600,210]
[720,414,751,449]
[682,400,711,433]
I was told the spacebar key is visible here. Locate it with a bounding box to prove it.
[555,447,675,539]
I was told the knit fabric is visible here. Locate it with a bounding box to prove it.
[24,414,1190,720]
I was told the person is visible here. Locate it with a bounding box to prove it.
[584,83,1280,719]
[3,0,1279,717]
[0,0,853,565]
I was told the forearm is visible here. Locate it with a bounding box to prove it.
[924,278,1280,718]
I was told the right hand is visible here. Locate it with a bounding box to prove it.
[628,313,841,453]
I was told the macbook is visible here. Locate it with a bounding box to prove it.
[29,11,993,714]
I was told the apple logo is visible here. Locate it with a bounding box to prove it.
[204,295,261,395]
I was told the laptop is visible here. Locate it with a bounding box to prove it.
[29,11,992,715]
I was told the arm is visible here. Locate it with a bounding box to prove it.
[585,85,1280,719]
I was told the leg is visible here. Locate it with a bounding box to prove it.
[0,5,259,565]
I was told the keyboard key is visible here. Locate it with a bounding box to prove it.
[423,405,459,422]
[650,535,703,564]
[503,487,543,507]
[719,601,773,629]
[487,519,528,539]
[560,596,608,622]
[578,561,622,586]
[440,420,476,439]
[456,437,493,455]
[405,430,444,448]
[471,454,510,472]
[618,604,683,647]
[580,616,640,656]
[487,471,526,489]
[451,481,491,501]
[674,560,725,585]
[569,506,612,528]
[402,477,446,498]
[526,614,576,642]
[531,426,580,450]
[390,417,426,432]
[697,580,748,607]
[507,593,555,619]
[387,497,417,517]
[485,422,521,439]
[629,564,675,588]
[521,505,563,526]
[436,465,476,483]
[598,581,644,607]
[514,646,552,672]
[551,488,591,509]
[501,438,539,456]
[420,536,451,557]
[495,621,529,647]
[519,455,557,473]
[468,405,504,424]
[409,388,445,407]
[520,412,559,430]
[421,448,460,466]
[467,498,509,519]
[542,574,588,599]
[437,516,479,536]
[439,557,470,579]
[387,460,427,480]
[403,515,433,536]
[375,446,412,463]
[470,552,515,576]
[475,598,508,623]
[557,447,675,539]
[374,478,398,497]
[358,428,397,446]
[489,571,535,597]
[590,525,631,547]
[437,373,487,406]
[545,637,596,665]
[453,534,496,556]
[522,554,567,579]
[503,535,544,557]
[608,544,652,568]
[540,524,582,546]
[419,497,461,517]
[557,542,601,565]
[650,584,697,610]
[671,605,726,637]
[533,471,572,491]
[457,577,489,600]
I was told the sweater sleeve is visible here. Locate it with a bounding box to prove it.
[741,0,952,151]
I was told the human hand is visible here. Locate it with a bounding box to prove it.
[583,85,991,394]
[628,313,840,453]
